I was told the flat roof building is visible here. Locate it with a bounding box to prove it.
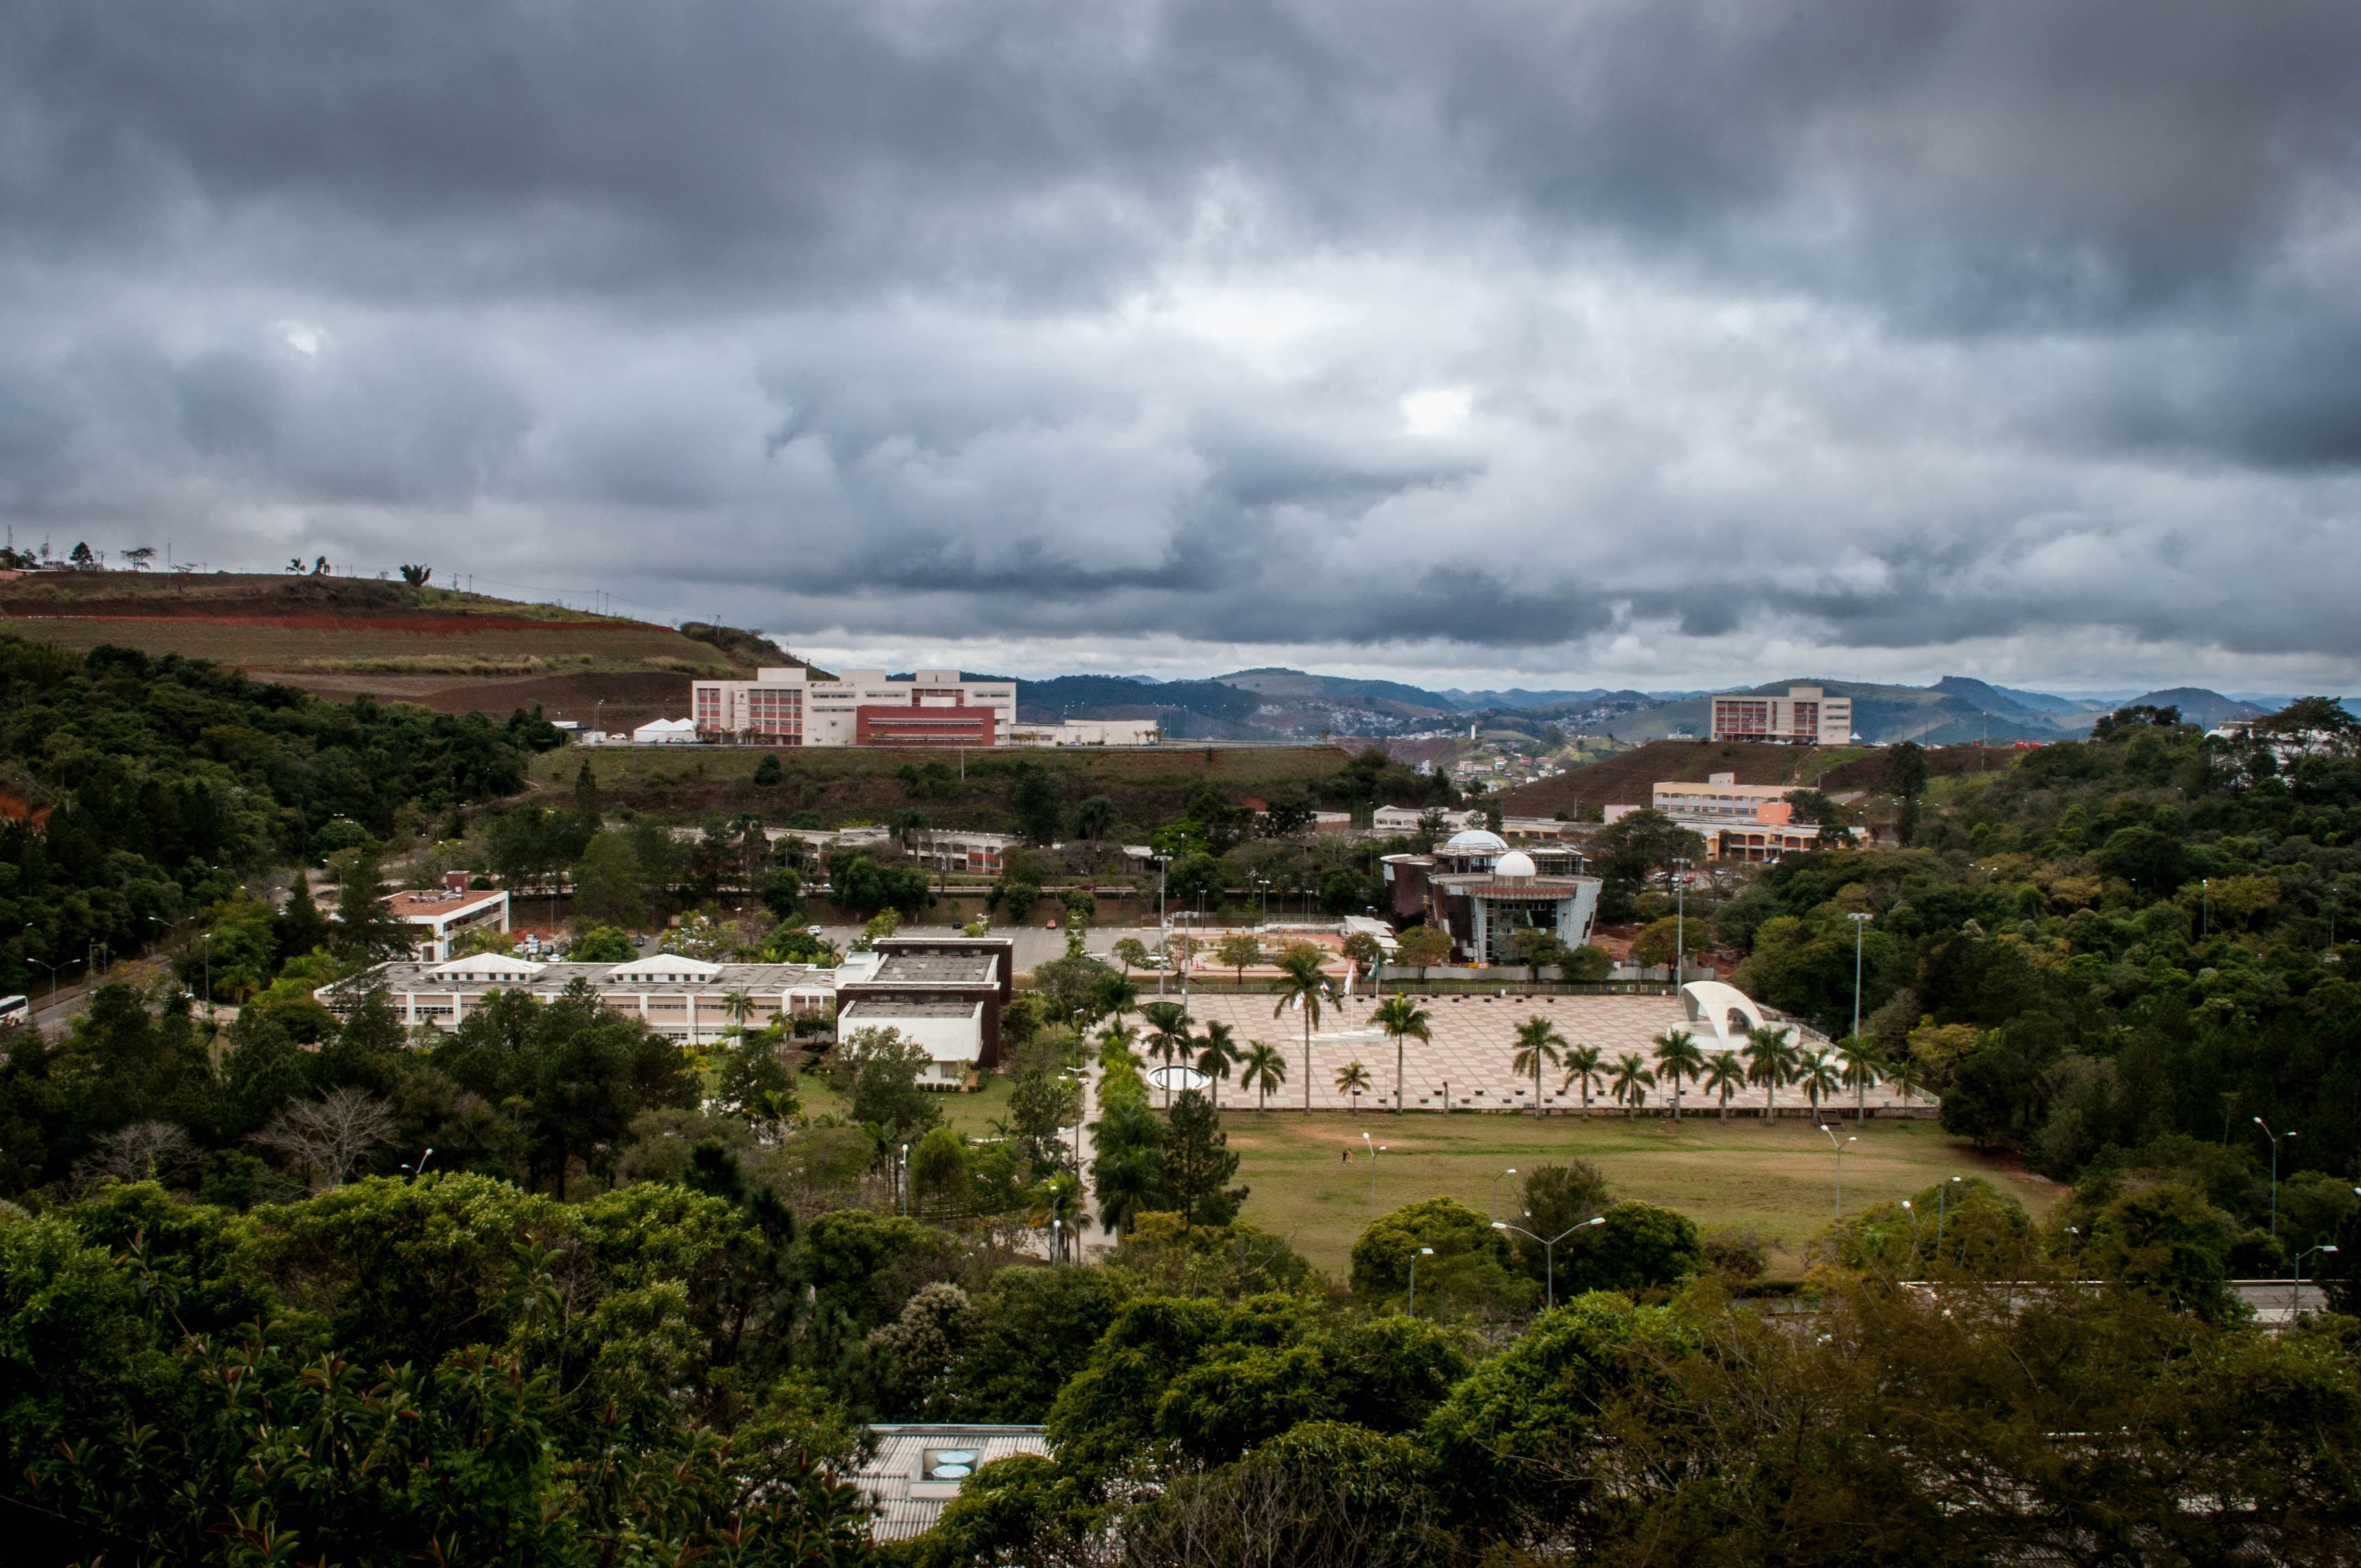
[854,1426,1051,1540]
[1711,686,1852,746]
[691,668,1018,747]
[385,886,510,962]
[835,937,1018,1082]
[316,951,840,1045]
[1652,774,1792,818]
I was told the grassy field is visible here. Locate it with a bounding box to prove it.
[793,1068,2053,1282]
[1215,1108,2056,1278]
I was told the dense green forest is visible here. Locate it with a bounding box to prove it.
[0,636,556,997]
[1688,704,2361,1275]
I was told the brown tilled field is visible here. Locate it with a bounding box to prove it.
[0,570,744,718]
[1502,738,1875,817]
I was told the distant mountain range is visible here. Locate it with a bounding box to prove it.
[997,666,2293,745]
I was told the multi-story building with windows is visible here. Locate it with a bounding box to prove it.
[1710,685,1852,745]
[690,668,1018,745]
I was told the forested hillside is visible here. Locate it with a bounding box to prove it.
[0,636,554,997]
[1713,703,2361,1204]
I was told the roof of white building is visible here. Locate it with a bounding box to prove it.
[602,954,727,981]
[855,1425,1051,1541]
[423,952,546,981]
[1440,827,1510,856]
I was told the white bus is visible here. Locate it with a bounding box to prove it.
[0,995,28,1029]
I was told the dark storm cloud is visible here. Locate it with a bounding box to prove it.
[6,0,2361,682]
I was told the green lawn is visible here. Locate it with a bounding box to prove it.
[1215,1108,2057,1278]
[788,1072,2055,1282]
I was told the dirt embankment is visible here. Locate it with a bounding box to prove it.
[1502,739,1848,815]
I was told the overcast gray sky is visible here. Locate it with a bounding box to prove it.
[7,0,2360,693]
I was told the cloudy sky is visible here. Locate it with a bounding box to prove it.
[7,0,2361,693]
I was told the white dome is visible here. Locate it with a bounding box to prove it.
[1441,827,1509,856]
[1494,850,1537,878]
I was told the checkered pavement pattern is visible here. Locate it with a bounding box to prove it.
[1157,990,1929,1115]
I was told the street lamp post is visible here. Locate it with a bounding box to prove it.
[1671,857,1689,983]
[1936,1174,1962,1256]
[2294,1244,2338,1323]
[2253,1117,2297,1238]
[1818,1124,1857,1218]
[1847,912,1873,1040]
[402,1147,435,1180]
[1492,1216,1605,1311]
[1363,1132,1385,1220]
[900,1143,911,1217]
[1491,1167,1518,1222]
[1407,1246,1434,1316]
[1155,854,1172,997]
[1901,1198,1918,1264]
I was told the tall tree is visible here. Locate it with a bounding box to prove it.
[1744,1025,1796,1122]
[1610,1053,1657,1118]
[1651,1030,1706,1120]
[1560,1044,1606,1119]
[1373,995,1432,1115]
[1703,1049,1747,1121]
[1240,1041,1287,1112]
[331,854,409,961]
[1271,948,1327,1114]
[1193,1021,1242,1111]
[1161,1088,1244,1227]
[1510,1016,1566,1116]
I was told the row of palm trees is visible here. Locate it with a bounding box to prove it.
[1553,1023,1887,1120]
[1113,1000,1293,1112]
[1342,995,1891,1120]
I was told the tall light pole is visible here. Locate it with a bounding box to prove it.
[1818,1124,1856,1218]
[2254,1117,2296,1238]
[1847,912,1873,1040]
[402,1147,434,1180]
[2294,1244,2338,1323]
[1363,1132,1384,1220]
[1154,854,1172,997]
[1490,1167,1517,1222]
[1671,856,1690,984]
[1407,1246,1434,1316]
[1936,1174,1962,1256]
[1493,1216,1604,1311]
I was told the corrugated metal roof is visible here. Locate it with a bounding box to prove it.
[853,1424,1051,1540]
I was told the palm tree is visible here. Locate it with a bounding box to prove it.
[1702,1049,1746,1121]
[1651,1029,1706,1120]
[1510,1016,1566,1116]
[1743,1025,1796,1123]
[1609,1053,1657,1118]
[1838,1038,1885,1121]
[1335,1059,1373,1111]
[1373,995,1433,1115]
[1194,1020,1242,1110]
[1272,949,1328,1114]
[1241,1041,1287,1112]
[1560,1044,1605,1119]
[1795,1047,1842,1120]
[1141,1001,1191,1107]
[721,989,757,1028]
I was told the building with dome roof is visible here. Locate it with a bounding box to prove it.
[1381,830,1602,966]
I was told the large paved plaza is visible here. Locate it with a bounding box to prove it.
[1149,989,1928,1117]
